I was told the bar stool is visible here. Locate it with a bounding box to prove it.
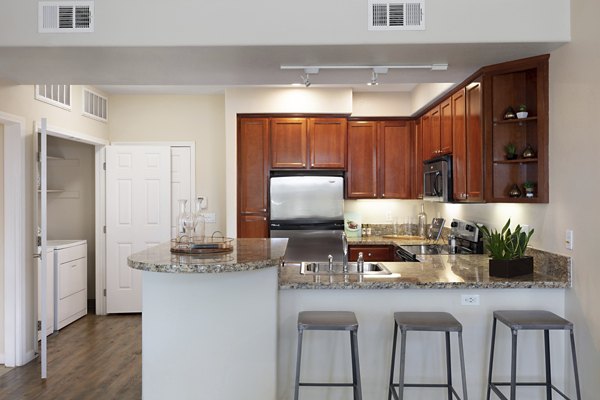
[294,311,362,400]
[486,310,581,400]
[388,312,468,400]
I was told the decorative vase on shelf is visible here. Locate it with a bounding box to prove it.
[508,184,522,198]
[504,106,517,120]
[522,144,536,159]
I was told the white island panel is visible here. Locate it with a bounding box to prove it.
[143,267,278,400]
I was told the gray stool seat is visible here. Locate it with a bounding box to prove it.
[389,312,468,400]
[487,310,581,400]
[298,311,359,331]
[294,311,362,400]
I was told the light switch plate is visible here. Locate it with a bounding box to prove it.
[201,212,216,224]
[565,229,573,250]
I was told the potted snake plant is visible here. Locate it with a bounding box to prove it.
[479,219,534,277]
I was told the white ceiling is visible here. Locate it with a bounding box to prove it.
[0,42,565,94]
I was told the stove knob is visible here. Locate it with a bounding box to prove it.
[451,221,458,228]
[466,225,474,232]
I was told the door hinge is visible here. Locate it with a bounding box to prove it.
[103,288,107,297]
[103,225,106,234]
[103,161,106,170]
[37,320,42,332]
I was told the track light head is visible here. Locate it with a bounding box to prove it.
[301,74,311,87]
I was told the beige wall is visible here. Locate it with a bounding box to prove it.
[108,94,226,234]
[352,92,412,116]
[410,83,455,114]
[0,124,4,361]
[47,136,96,300]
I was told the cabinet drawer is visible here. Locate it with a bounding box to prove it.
[56,243,87,264]
[348,246,393,261]
[58,257,87,299]
[57,289,87,327]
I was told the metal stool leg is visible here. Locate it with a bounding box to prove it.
[570,330,582,400]
[294,330,303,400]
[486,317,497,400]
[350,330,362,400]
[445,331,452,400]
[510,329,518,400]
[389,321,399,400]
[544,330,552,400]
[458,331,468,400]
[398,329,407,400]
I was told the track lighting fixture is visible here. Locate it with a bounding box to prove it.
[367,71,379,86]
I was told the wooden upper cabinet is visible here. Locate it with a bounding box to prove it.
[237,117,269,238]
[309,118,347,169]
[412,119,424,199]
[452,88,468,201]
[270,118,307,168]
[379,121,412,199]
[346,121,378,198]
[238,118,269,213]
[423,106,441,160]
[465,81,483,201]
[440,97,453,154]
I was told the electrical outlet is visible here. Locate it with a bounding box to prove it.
[461,294,480,306]
[201,212,216,224]
[565,229,573,250]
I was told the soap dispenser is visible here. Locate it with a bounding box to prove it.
[417,203,428,238]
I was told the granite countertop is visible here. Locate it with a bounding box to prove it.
[279,236,571,290]
[128,238,287,273]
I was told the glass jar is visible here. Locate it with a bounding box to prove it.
[193,197,205,241]
[176,199,188,239]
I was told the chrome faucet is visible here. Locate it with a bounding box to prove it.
[341,231,349,273]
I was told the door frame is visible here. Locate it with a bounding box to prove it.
[98,141,195,315]
[1,111,27,366]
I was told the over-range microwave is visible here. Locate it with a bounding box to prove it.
[423,155,453,202]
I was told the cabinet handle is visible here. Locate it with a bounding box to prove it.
[368,253,373,257]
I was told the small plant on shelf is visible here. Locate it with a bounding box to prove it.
[522,181,535,198]
[504,142,518,160]
[516,104,528,119]
[480,219,535,277]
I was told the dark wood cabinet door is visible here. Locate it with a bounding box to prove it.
[348,245,394,261]
[465,80,483,202]
[309,118,347,169]
[270,118,307,168]
[440,97,453,155]
[347,121,378,198]
[238,215,269,238]
[238,118,269,214]
[412,119,423,199]
[452,88,468,201]
[423,106,441,160]
[379,121,412,199]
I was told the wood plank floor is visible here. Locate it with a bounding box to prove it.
[0,314,141,400]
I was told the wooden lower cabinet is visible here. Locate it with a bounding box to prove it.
[348,245,394,261]
[238,214,269,238]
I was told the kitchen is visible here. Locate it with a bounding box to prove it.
[0,0,599,399]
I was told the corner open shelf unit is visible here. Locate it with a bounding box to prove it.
[484,55,549,203]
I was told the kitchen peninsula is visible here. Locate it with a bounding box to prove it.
[130,237,571,400]
[128,238,287,400]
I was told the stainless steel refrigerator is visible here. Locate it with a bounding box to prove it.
[269,172,344,263]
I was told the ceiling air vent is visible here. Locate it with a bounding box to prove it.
[39,1,94,33]
[368,0,425,31]
[82,88,108,122]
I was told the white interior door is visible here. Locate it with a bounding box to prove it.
[105,145,170,313]
[170,147,192,238]
[34,119,49,378]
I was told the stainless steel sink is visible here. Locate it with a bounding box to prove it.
[300,261,392,275]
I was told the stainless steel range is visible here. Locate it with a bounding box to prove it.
[398,218,484,261]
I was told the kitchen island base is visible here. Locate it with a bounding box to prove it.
[142,267,278,400]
